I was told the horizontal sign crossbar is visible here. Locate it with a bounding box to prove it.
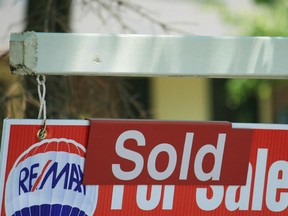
[10,32,288,78]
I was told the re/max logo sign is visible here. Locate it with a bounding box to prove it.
[18,160,86,195]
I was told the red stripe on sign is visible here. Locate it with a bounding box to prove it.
[16,141,85,166]
[31,159,52,192]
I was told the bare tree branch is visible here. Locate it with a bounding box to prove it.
[77,0,194,34]
[2,0,192,122]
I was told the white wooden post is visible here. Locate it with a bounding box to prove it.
[10,32,288,78]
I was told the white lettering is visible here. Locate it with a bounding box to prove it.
[194,133,226,181]
[111,185,124,209]
[195,148,288,213]
[225,164,252,211]
[112,130,145,180]
[162,185,175,210]
[266,161,288,212]
[196,186,224,210]
[179,133,194,180]
[137,185,162,210]
[148,144,177,180]
[252,149,267,210]
[111,185,175,210]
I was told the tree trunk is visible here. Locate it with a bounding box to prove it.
[24,0,72,118]
[23,0,147,119]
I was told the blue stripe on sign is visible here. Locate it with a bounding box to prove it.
[11,204,88,216]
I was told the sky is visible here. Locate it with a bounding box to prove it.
[0,0,253,54]
[0,0,26,54]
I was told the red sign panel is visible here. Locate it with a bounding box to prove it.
[1,119,288,215]
[84,119,252,185]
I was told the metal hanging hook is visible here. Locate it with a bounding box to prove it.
[37,119,47,140]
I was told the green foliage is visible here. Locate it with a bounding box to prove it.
[214,0,288,37]
[205,0,288,122]
[241,1,288,36]
[226,79,272,109]
[254,0,273,4]
[228,0,287,96]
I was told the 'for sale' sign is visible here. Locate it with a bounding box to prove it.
[1,119,288,215]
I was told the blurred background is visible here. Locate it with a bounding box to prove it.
[1,0,288,137]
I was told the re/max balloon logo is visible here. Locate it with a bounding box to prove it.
[5,138,98,216]
[18,160,86,196]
